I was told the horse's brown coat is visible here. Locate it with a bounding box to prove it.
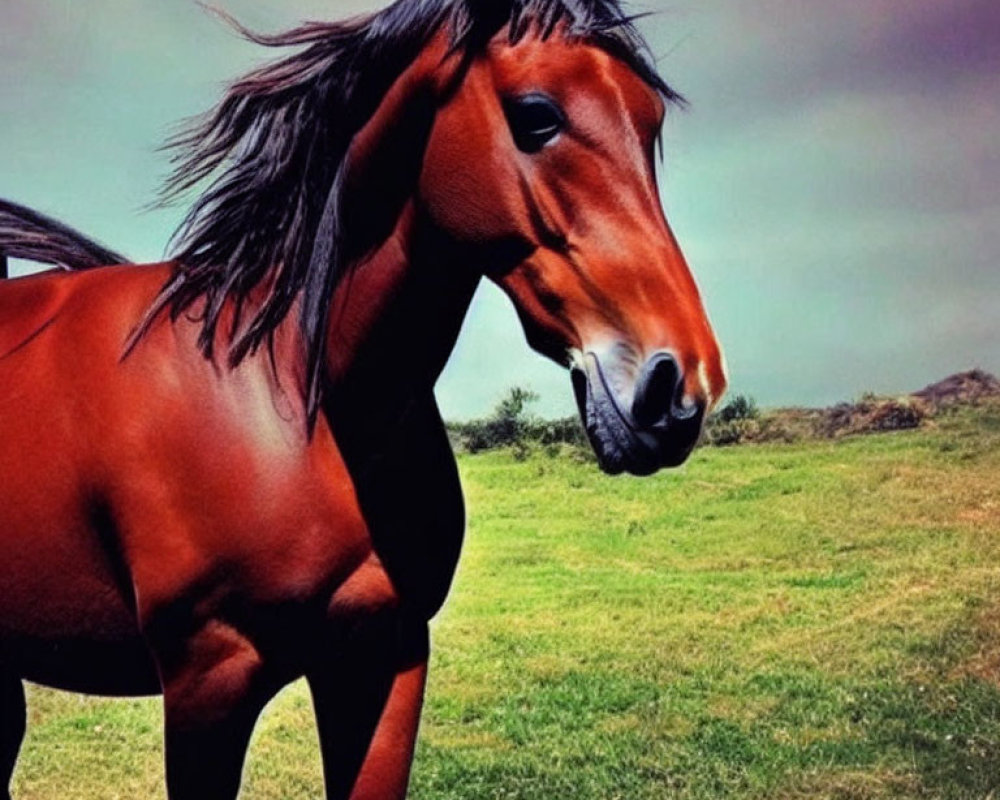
[0,5,725,799]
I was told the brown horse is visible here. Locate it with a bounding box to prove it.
[0,1,726,797]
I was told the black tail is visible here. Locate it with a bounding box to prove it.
[0,199,129,278]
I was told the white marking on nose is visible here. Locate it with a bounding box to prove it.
[697,360,712,407]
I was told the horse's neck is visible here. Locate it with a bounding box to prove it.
[318,208,473,617]
[322,206,480,448]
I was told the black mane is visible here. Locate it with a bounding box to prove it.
[0,199,126,271]
[152,0,681,426]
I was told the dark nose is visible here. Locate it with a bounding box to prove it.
[631,352,699,430]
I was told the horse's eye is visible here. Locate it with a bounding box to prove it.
[503,93,566,154]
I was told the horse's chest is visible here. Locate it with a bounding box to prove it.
[327,552,400,620]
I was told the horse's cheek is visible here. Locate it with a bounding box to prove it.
[419,124,523,245]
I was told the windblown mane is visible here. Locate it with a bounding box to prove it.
[152,0,681,427]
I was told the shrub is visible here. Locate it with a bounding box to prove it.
[703,395,760,446]
[451,386,932,457]
[449,388,590,455]
[716,394,759,423]
[817,395,928,438]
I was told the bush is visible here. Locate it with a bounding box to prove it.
[716,394,759,423]
[701,392,928,448]
[449,387,589,455]
[703,395,760,446]
[450,388,930,457]
[531,416,590,449]
[817,395,928,438]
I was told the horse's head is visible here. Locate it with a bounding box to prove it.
[154,1,725,474]
[417,28,727,475]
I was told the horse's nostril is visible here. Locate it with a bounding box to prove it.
[632,353,685,429]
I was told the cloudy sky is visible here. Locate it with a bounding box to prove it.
[2,0,997,419]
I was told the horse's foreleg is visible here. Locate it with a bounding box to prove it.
[309,624,428,800]
[152,621,274,800]
[346,658,428,800]
[0,672,25,800]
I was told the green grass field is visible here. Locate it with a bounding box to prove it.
[13,403,1000,799]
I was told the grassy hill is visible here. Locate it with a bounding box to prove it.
[13,399,1000,799]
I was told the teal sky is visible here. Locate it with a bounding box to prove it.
[2,1,998,419]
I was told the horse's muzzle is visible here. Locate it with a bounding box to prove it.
[571,350,705,476]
